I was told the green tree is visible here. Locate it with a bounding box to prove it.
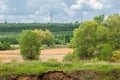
[20,30,41,60]
[33,29,45,42]
[98,43,113,61]
[43,30,55,47]
[111,50,120,62]
[34,29,55,47]
[94,15,104,24]
[105,14,120,50]
[71,21,109,60]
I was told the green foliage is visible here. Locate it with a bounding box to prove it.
[34,29,55,47]
[0,23,79,34]
[0,61,120,75]
[47,58,58,62]
[111,50,120,62]
[63,53,75,62]
[94,15,104,24]
[0,23,77,45]
[0,36,19,44]
[55,34,73,44]
[42,62,61,67]
[105,14,120,50]
[0,42,11,50]
[71,21,109,60]
[20,30,41,60]
[43,30,55,47]
[98,43,113,61]
[33,29,45,42]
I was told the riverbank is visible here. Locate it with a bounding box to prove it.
[0,61,120,80]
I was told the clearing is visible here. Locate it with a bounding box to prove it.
[0,48,73,62]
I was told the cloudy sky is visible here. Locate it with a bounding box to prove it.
[0,0,120,23]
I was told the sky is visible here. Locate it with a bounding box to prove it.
[0,0,120,23]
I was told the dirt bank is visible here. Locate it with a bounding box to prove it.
[0,70,120,80]
[0,71,78,80]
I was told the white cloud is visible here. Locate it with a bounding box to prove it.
[0,15,6,20]
[43,16,51,23]
[77,0,84,4]
[71,0,84,10]
[83,11,87,15]
[22,19,34,23]
[71,4,82,10]
[0,5,7,11]
[71,0,103,10]
[89,0,103,10]
[62,3,75,16]
[0,0,119,23]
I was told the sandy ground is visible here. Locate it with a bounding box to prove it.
[0,48,73,62]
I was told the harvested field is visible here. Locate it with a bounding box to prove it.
[0,48,73,62]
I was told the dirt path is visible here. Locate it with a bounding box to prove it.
[0,48,73,62]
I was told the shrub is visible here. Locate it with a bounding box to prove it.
[63,52,75,62]
[47,58,58,62]
[0,42,11,50]
[98,43,113,61]
[0,36,19,44]
[20,30,41,60]
[42,62,61,67]
[111,50,120,62]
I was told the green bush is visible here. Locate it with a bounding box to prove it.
[63,53,75,62]
[55,34,73,45]
[20,30,41,60]
[0,36,19,44]
[42,62,61,67]
[47,58,58,62]
[0,42,11,50]
[111,50,120,62]
[98,43,113,61]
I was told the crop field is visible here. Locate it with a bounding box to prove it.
[0,48,73,62]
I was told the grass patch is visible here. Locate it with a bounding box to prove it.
[0,61,120,75]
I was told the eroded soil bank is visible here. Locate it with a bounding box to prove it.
[0,70,120,80]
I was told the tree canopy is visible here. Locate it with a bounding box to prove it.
[71,20,111,60]
[105,14,120,50]
[20,30,41,60]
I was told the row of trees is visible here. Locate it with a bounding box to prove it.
[0,33,72,46]
[0,36,19,44]
[68,14,120,62]
[20,29,55,60]
[0,23,79,33]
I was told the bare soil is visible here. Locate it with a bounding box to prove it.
[1,70,120,80]
[0,48,73,62]
[40,71,79,80]
[0,71,79,80]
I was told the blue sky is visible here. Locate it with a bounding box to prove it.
[0,0,120,23]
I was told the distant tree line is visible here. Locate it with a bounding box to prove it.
[0,23,79,46]
[0,23,79,33]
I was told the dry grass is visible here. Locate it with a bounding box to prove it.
[0,48,73,62]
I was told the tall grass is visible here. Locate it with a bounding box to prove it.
[0,61,120,75]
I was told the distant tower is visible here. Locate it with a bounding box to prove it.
[50,12,53,23]
[4,18,7,24]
